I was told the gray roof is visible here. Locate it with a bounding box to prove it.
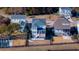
[11,15,26,19]
[53,18,71,29]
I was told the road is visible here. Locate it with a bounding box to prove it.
[0,43,79,51]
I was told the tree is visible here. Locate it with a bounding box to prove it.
[72,34,79,41]
[3,18,11,25]
[0,23,20,35]
[0,25,7,34]
[7,23,20,34]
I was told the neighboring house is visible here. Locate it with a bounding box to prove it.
[59,7,72,16]
[31,18,46,40]
[75,21,79,34]
[53,17,71,36]
[59,7,73,22]
[10,15,27,32]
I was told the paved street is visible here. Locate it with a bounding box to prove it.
[0,43,79,51]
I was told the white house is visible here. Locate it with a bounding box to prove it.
[31,18,46,40]
[10,15,27,32]
[59,7,73,22]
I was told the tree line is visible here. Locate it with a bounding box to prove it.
[0,7,59,15]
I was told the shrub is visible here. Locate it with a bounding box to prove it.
[72,34,79,41]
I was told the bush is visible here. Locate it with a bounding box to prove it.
[7,23,20,35]
[0,23,20,35]
[72,34,79,41]
[0,25,7,34]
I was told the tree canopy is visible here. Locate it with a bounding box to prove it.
[0,23,20,35]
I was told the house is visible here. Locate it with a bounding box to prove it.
[53,17,71,36]
[51,17,75,43]
[31,18,46,40]
[74,21,79,34]
[59,7,73,22]
[59,7,72,16]
[10,15,27,32]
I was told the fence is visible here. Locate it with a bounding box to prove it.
[0,35,13,48]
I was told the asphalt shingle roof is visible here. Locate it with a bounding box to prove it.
[53,18,71,29]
